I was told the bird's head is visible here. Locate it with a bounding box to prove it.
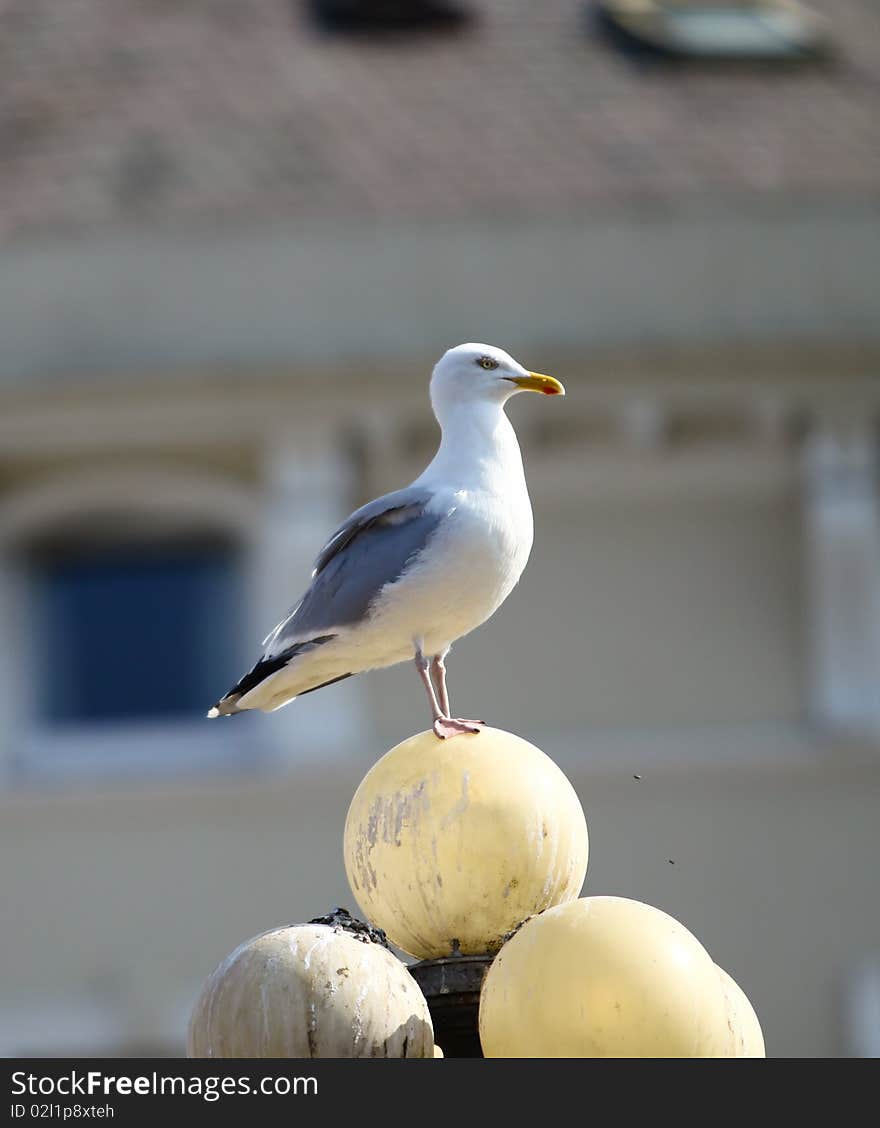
[430,343,565,414]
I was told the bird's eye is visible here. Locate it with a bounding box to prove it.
[478,356,499,371]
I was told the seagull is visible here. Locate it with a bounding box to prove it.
[208,342,564,739]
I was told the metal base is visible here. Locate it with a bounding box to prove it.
[408,954,494,1058]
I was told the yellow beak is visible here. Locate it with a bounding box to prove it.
[505,371,565,396]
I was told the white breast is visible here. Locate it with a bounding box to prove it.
[363,483,533,660]
[347,395,536,666]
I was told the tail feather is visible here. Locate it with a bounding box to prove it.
[206,634,338,718]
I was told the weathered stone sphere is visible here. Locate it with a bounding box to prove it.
[479,896,734,1057]
[187,922,433,1058]
[344,728,588,959]
[716,964,766,1057]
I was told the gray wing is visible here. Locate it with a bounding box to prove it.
[261,486,452,658]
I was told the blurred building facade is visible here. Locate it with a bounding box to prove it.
[1,0,879,1056]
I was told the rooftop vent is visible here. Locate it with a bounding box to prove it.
[305,0,472,36]
[595,1,830,62]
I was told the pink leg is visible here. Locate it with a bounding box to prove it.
[414,650,481,739]
[427,653,484,739]
[430,654,452,717]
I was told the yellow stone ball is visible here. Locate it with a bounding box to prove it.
[343,727,588,960]
[187,923,434,1058]
[479,896,735,1057]
[716,964,766,1057]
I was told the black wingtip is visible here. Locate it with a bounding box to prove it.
[221,635,339,705]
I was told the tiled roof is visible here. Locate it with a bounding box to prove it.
[1,0,878,242]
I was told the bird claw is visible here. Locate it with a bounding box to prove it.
[433,718,484,740]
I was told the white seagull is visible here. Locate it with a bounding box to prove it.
[208,343,565,739]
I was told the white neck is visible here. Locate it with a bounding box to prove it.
[415,398,527,495]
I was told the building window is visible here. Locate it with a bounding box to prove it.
[10,526,259,783]
[0,460,364,785]
[304,0,471,36]
[34,540,239,726]
[595,1,829,61]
